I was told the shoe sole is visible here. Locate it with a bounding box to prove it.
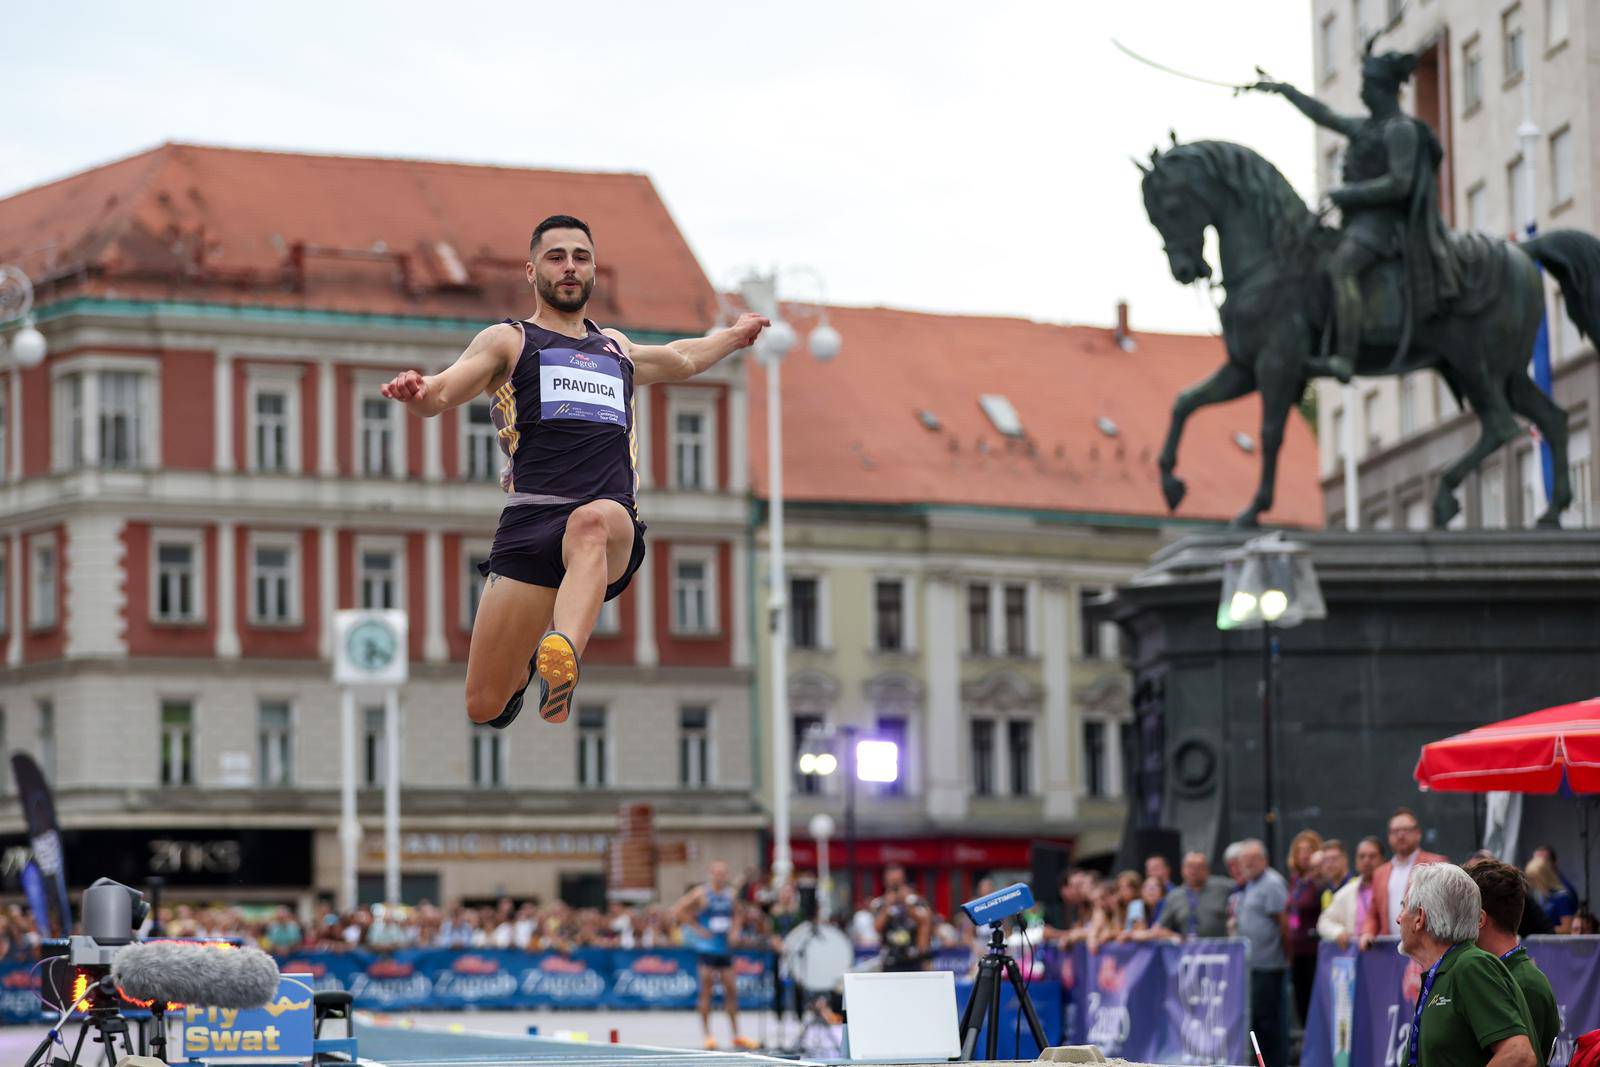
[535,632,579,724]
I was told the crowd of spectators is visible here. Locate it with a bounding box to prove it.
[1040,808,1593,1067]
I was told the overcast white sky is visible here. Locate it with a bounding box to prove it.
[2,1,1315,335]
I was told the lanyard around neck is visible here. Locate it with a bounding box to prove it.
[1408,943,1459,1066]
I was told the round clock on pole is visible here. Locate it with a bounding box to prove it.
[333,610,409,686]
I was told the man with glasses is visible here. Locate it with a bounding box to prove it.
[1362,807,1448,949]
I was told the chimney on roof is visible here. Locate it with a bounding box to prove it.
[1114,300,1136,352]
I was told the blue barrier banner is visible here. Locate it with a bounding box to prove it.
[1080,941,1167,1062]
[951,975,1065,1059]
[1301,942,1359,1067]
[1160,939,1249,1066]
[1526,937,1600,1067]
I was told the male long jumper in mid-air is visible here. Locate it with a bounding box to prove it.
[382,214,768,727]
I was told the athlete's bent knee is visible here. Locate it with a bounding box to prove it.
[566,505,611,548]
[465,682,510,724]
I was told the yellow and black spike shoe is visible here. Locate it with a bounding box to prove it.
[534,631,580,724]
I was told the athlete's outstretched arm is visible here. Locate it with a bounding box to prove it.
[380,322,521,417]
[609,313,769,386]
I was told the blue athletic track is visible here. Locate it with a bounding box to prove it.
[354,1018,812,1067]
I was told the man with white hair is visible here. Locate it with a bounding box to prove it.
[1234,840,1290,1067]
[1397,863,1536,1067]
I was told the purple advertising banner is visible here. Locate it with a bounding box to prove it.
[1079,941,1170,1062]
[1303,937,1600,1067]
[1159,939,1250,1066]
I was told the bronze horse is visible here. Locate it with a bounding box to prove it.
[1139,138,1600,528]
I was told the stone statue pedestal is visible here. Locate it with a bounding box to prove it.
[1104,530,1600,864]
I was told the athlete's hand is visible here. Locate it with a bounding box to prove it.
[380,370,428,403]
[727,312,771,349]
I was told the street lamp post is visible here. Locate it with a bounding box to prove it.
[797,725,901,915]
[1216,533,1327,863]
[740,269,841,889]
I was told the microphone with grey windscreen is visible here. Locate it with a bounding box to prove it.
[111,941,281,1009]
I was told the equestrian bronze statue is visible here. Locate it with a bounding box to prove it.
[1139,50,1599,529]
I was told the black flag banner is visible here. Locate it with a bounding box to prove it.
[10,753,73,936]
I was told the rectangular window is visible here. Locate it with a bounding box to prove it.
[971,718,995,797]
[464,552,490,627]
[37,700,54,785]
[1003,583,1028,657]
[1466,182,1490,233]
[56,375,84,470]
[874,579,905,652]
[29,538,56,630]
[794,714,823,795]
[360,397,394,476]
[967,583,991,655]
[363,706,386,788]
[1565,427,1593,529]
[155,541,199,622]
[1481,462,1507,528]
[1463,38,1483,110]
[1551,127,1574,207]
[577,705,607,788]
[251,542,296,624]
[1405,498,1430,531]
[1007,719,1033,797]
[1399,376,1417,436]
[679,705,710,787]
[465,401,499,482]
[672,553,714,634]
[252,391,290,472]
[257,701,293,787]
[1503,4,1526,80]
[594,597,621,635]
[360,549,397,610]
[471,727,504,788]
[98,371,145,468]
[1547,0,1569,46]
[1332,407,1347,462]
[160,700,194,786]
[1320,14,1339,79]
[672,408,707,490]
[1363,390,1382,454]
[875,715,907,797]
[1084,720,1107,798]
[791,577,819,650]
[1079,588,1106,659]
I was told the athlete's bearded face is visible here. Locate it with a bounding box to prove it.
[528,228,596,313]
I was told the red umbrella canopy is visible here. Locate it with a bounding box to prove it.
[1414,698,1600,794]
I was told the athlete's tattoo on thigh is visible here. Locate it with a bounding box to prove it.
[487,572,500,586]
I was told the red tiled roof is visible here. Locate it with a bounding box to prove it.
[0,143,717,334]
[747,304,1324,527]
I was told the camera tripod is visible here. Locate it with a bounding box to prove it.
[956,921,1048,1061]
[24,970,171,1067]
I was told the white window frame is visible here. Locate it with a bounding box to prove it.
[50,356,162,472]
[353,371,408,479]
[670,545,720,636]
[471,726,506,789]
[28,535,57,630]
[159,697,196,787]
[461,399,500,483]
[789,572,830,651]
[1550,125,1574,208]
[1462,35,1483,111]
[248,531,302,626]
[461,539,493,629]
[354,535,405,612]
[246,364,303,474]
[576,704,610,789]
[594,597,622,636]
[1503,3,1526,81]
[1004,715,1038,798]
[679,704,713,788]
[150,527,206,624]
[668,391,716,491]
[256,698,295,788]
[870,574,915,653]
[1546,0,1569,48]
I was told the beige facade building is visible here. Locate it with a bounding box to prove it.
[747,303,1324,915]
[1307,0,1599,528]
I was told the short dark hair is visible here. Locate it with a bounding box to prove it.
[1358,835,1385,855]
[1389,807,1420,827]
[1468,860,1527,935]
[1321,838,1346,855]
[530,214,593,254]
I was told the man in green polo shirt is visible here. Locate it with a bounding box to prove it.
[1468,859,1560,1066]
[1397,863,1537,1067]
